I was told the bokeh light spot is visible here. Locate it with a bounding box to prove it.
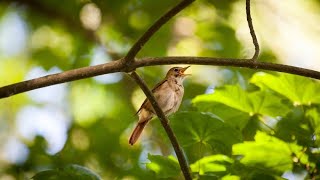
[129,11,150,30]
[80,3,101,31]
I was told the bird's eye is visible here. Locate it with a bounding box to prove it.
[174,68,179,72]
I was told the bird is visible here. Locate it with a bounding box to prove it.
[129,66,190,145]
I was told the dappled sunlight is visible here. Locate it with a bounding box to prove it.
[70,82,111,127]
[80,3,101,31]
[173,17,196,37]
[129,10,151,30]
[31,26,74,59]
[131,87,146,112]
[0,137,29,164]
[71,128,90,151]
[231,0,320,70]
[0,11,28,57]
[25,67,68,105]
[168,37,202,56]
[90,46,123,84]
[16,105,70,154]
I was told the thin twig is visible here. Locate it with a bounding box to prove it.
[124,0,195,66]
[1,57,320,99]
[130,72,192,180]
[246,0,260,61]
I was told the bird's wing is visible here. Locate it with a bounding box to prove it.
[135,79,168,115]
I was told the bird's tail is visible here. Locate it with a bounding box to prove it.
[129,120,149,145]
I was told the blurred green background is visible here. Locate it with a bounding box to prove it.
[0,0,320,179]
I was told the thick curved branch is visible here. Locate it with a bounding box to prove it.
[130,72,191,180]
[124,0,195,65]
[137,57,320,79]
[0,60,123,98]
[246,0,260,60]
[1,57,320,99]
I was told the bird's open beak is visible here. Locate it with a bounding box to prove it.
[180,66,191,76]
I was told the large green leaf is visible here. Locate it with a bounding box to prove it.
[170,112,242,158]
[32,164,101,180]
[232,132,293,174]
[193,101,250,131]
[251,72,320,105]
[192,85,290,117]
[146,154,180,178]
[193,85,250,113]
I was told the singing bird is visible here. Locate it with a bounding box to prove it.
[129,66,190,145]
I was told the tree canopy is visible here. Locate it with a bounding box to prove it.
[0,0,319,179]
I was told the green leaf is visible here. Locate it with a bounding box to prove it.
[251,72,320,105]
[306,107,320,146]
[192,85,290,117]
[32,164,101,180]
[232,132,293,174]
[193,85,250,113]
[275,107,314,146]
[190,154,233,176]
[171,112,242,158]
[146,154,180,178]
[221,175,241,180]
[193,101,250,131]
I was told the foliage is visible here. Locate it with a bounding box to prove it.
[32,164,101,180]
[0,0,320,179]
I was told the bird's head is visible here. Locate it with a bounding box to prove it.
[166,66,191,81]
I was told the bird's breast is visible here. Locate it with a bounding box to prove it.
[152,81,184,116]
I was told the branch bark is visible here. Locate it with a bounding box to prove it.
[1,57,320,99]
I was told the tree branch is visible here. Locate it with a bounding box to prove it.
[0,59,123,98]
[136,57,320,79]
[124,0,195,66]
[1,57,320,99]
[130,72,191,180]
[246,0,260,61]
[124,1,195,178]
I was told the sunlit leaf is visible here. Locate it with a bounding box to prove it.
[221,175,241,180]
[232,131,293,174]
[192,85,290,117]
[193,85,250,113]
[190,154,233,176]
[251,72,320,105]
[146,154,180,178]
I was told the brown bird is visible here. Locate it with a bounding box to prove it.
[129,66,190,145]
